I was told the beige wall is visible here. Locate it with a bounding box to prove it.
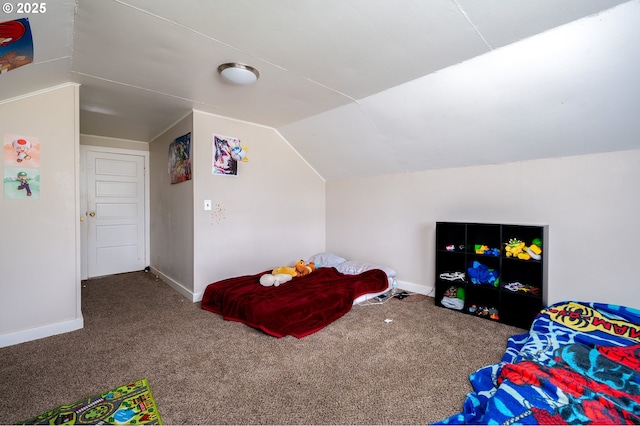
[327,149,640,309]
[149,114,195,295]
[191,111,326,298]
[148,111,326,300]
[0,84,81,347]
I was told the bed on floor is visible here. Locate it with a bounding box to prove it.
[200,252,396,338]
[436,301,640,425]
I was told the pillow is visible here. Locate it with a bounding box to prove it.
[307,252,347,268]
[335,260,396,278]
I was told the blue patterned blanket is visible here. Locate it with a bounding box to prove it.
[435,301,640,425]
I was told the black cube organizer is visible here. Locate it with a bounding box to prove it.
[435,222,548,329]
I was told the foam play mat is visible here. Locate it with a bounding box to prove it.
[17,378,162,425]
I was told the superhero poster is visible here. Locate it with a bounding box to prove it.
[3,134,40,199]
[0,18,34,74]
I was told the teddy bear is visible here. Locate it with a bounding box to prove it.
[294,260,315,277]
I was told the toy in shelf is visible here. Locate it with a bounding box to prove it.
[503,281,541,296]
[439,271,466,282]
[441,285,465,310]
[504,238,542,261]
[467,261,499,287]
[468,304,499,320]
[475,244,500,256]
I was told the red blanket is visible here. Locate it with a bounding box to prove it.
[200,267,389,338]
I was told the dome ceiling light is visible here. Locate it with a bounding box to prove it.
[217,62,260,85]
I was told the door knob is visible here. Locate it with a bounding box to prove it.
[88,211,96,217]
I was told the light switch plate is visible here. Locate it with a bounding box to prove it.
[204,200,212,210]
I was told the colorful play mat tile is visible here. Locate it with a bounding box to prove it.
[17,378,162,425]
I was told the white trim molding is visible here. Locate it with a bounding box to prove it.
[396,280,434,297]
[0,317,84,348]
[151,267,201,303]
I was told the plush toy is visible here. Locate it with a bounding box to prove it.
[259,273,293,287]
[272,265,297,276]
[294,260,315,277]
[231,145,248,162]
[260,262,299,287]
[467,261,499,287]
[261,260,315,286]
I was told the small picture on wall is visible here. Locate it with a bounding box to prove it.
[3,134,40,199]
[3,166,39,199]
[213,134,239,176]
[0,18,34,75]
[3,133,39,167]
[168,132,191,184]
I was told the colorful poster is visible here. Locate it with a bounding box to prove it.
[3,134,40,198]
[168,132,191,184]
[213,134,239,176]
[0,18,34,74]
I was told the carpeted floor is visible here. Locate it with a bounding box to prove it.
[0,271,524,425]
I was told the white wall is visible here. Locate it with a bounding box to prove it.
[0,84,82,347]
[191,111,325,299]
[327,149,640,309]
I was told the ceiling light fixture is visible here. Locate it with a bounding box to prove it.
[217,62,260,85]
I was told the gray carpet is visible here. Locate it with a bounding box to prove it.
[0,271,524,425]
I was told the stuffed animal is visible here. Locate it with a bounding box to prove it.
[231,145,248,162]
[260,260,315,286]
[260,273,293,287]
[271,266,297,276]
[294,260,315,277]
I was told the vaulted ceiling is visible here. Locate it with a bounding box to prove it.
[1,0,639,180]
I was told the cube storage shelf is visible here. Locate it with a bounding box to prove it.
[435,222,548,329]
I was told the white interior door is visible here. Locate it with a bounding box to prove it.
[86,150,146,277]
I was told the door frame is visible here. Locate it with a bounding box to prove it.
[80,145,150,279]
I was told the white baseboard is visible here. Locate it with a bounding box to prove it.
[150,267,200,303]
[396,280,434,297]
[0,317,84,348]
